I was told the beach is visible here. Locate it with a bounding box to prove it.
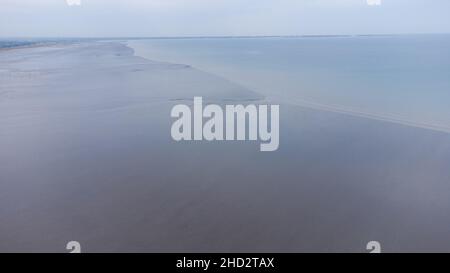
[1,41,450,252]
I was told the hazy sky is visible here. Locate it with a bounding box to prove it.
[1,0,450,37]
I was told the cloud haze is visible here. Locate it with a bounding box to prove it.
[1,0,450,37]
[66,0,81,6]
[367,0,382,6]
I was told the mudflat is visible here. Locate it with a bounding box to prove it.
[1,42,450,252]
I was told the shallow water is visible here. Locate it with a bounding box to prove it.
[129,35,450,132]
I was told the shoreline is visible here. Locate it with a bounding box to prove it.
[0,42,55,52]
[5,39,448,138]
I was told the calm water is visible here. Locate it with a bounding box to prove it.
[129,35,450,131]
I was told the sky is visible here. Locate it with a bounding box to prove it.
[1,0,450,37]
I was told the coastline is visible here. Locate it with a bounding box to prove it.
[2,41,450,252]
[0,43,53,52]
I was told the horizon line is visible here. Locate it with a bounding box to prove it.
[1,32,450,40]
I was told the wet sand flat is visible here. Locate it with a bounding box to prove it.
[1,42,450,252]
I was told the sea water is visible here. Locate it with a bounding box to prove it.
[129,35,450,132]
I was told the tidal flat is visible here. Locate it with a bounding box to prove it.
[1,41,450,252]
